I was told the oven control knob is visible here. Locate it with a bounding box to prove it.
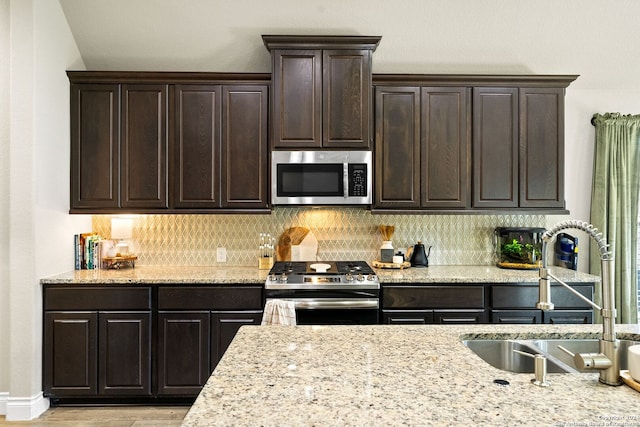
[268,274,277,282]
[345,273,354,282]
[280,274,288,283]
[366,274,376,282]
[356,273,365,282]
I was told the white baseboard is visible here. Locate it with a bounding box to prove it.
[0,392,8,415]
[5,392,49,421]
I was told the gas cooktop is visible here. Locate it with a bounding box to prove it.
[265,261,379,290]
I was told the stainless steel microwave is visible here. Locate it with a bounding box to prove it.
[271,151,372,205]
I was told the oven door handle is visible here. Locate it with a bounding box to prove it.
[268,298,379,310]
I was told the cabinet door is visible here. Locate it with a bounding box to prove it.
[421,87,470,208]
[70,84,120,210]
[472,87,519,208]
[173,85,222,208]
[519,87,565,208]
[222,85,269,209]
[210,311,262,370]
[98,312,151,396]
[271,49,322,148]
[121,84,168,208]
[157,312,210,396]
[381,310,433,324]
[43,312,98,397]
[374,86,421,209]
[323,49,372,148]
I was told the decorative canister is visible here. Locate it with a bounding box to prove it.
[380,240,394,263]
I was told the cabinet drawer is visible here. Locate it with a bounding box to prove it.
[382,286,484,309]
[491,284,593,309]
[433,310,487,324]
[491,310,542,324]
[543,310,593,324]
[381,310,433,325]
[158,286,263,310]
[44,287,151,311]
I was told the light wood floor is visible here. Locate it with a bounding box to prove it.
[0,406,188,426]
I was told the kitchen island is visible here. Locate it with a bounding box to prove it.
[182,324,640,426]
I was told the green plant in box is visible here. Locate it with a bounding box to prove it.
[501,239,541,263]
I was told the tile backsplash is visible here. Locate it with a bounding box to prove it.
[92,209,546,267]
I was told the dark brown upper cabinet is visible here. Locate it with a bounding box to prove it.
[70,82,168,211]
[374,85,470,210]
[472,87,519,208]
[373,74,576,213]
[173,84,269,210]
[421,87,470,208]
[263,35,381,149]
[70,83,120,209]
[68,72,270,213]
[473,86,567,209]
[121,84,168,209]
[173,84,222,209]
[220,85,269,209]
[374,86,421,208]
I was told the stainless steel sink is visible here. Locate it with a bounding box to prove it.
[462,339,569,373]
[464,337,640,374]
[532,338,640,372]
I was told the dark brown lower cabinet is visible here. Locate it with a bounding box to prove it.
[211,311,262,367]
[99,312,151,396]
[44,312,98,396]
[490,284,594,324]
[44,284,262,402]
[157,312,210,396]
[156,310,262,396]
[44,311,151,398]
[382,283,594,326]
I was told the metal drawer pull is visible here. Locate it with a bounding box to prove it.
[270,298,379,310]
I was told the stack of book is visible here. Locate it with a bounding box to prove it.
[74,233,104,270]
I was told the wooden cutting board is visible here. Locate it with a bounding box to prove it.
[276,227,310,261]
[621,370,640,392]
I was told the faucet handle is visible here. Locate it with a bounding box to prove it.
[557,344,612,371]
[513,349,551,387]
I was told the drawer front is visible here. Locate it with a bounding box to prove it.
[44,287,151,311]
[158,286,263,310]
[491,284,594,309]
[490,310,542,324]
[382,286,484,309]
[381,310,434,325]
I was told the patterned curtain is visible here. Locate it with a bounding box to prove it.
[590,113,640,323]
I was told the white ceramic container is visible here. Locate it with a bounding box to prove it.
[629,344,640,382]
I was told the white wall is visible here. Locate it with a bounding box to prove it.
[3,0,87,420]
[0,0,10,412]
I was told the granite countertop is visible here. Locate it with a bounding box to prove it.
[40,265,599,285]
[40,265,269,285]
[182,324,640,426]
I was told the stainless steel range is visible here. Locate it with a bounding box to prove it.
[265,261,380,324]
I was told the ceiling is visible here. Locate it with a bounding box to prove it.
[58,0,640,90]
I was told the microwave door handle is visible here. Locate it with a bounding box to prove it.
[343,163,349,198]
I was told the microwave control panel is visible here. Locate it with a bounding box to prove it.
[348,164,368,197]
